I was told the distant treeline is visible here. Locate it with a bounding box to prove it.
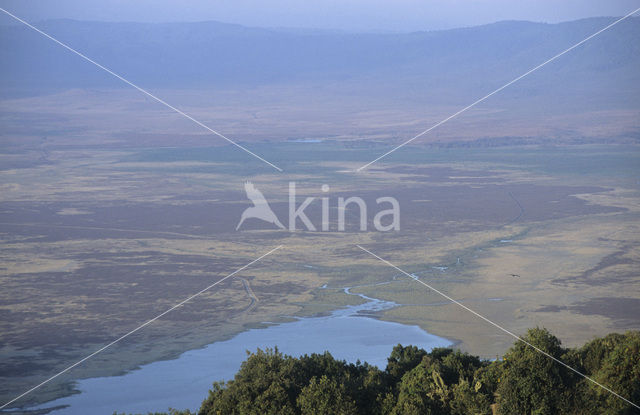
[119,328,639,415]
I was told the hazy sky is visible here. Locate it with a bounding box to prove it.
[0,0,638,32]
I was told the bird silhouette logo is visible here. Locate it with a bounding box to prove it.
[236,181,285,230]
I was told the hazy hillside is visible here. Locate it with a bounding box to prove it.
[1,17,638,103]
[1,17,638,146]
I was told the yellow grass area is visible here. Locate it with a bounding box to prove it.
[369,213,640,357]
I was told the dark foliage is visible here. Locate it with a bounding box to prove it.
[124,329,640,415]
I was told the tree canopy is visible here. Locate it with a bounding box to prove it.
[119,328,640,415]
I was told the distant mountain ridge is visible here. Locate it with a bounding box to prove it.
[1,17,638,95]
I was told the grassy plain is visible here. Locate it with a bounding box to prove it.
[1,89,639,410]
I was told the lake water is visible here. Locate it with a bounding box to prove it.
[28,286,451,414]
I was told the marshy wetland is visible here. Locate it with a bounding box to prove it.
[2,134,639,411]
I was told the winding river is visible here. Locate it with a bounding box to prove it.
[28,284,451,414]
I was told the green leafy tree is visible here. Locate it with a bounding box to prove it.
[134,329,639,415]
[439,349,484,385]
[385,344,428,383]
[198,348,383,415]
[574,331,640,414]
[198,348,299,415]
[297,375,358,414]
[450,379,492,415]
[496,327,575,414]
[391,357,450,414]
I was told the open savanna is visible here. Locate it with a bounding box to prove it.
[1,96,639,408]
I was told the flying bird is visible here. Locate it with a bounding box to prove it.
[236,181,285,230]
[509,274,521,278]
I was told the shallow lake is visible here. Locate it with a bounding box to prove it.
[31,286,451,414]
